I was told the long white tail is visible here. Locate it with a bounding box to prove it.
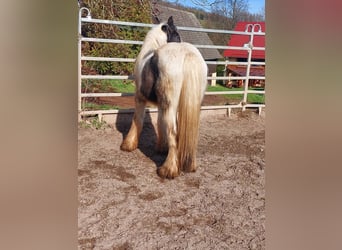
[177,52,207,172]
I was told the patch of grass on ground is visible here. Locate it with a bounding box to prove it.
[82,79,136,93]
[110,80,136,93]
[79,116,108,130]
[248,92,265,104]
[206,84,231,92]
[83,102,120,110]
[207,84,265,104]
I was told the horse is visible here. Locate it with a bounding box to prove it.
[120,16,208,179]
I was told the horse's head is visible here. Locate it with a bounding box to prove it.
[161,16,181,43]
[139,16,181,59]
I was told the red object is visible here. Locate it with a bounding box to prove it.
[227,65,265,77]
[223,22,265,60]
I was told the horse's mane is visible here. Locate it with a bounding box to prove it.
[139,17,180,56]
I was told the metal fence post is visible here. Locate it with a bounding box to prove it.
[78,7,91,122]
[242,24,262,111]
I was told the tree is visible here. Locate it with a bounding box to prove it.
[174,0,264,28]
[195,0,249,29]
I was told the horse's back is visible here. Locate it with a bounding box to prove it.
[156,42,204,63]
[155,42,207,81]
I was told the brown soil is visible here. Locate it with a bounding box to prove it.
[78,110,265,249]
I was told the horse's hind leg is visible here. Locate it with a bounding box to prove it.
[120,95,146,152]
[156,110,169,154]
[157,104,179,178]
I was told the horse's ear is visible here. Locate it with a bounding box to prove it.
[167,16,174,27]
[154,16,161,24]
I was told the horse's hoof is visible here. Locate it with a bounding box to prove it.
[157,165,179,179]
[120,140,137,152]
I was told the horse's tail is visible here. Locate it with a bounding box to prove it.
[177,52,206,172]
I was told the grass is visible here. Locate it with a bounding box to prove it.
[79,116,108,130]
[82,79,135,93]
[83,102,120,110]
[247,91,265,104]
[207,84,265,104]
[109,80,135,93]
[82,79,136,111]
[206,84,231,92]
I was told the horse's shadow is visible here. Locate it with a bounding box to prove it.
[115,111,167,167]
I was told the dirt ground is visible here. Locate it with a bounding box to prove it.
[78,109,265,250]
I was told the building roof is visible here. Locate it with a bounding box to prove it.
[223,22,265,60]
[153,5,222,60]
[227,65,265,77]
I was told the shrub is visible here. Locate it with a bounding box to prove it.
[79,0,152,75]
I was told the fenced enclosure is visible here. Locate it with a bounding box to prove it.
[78,7,265,122]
